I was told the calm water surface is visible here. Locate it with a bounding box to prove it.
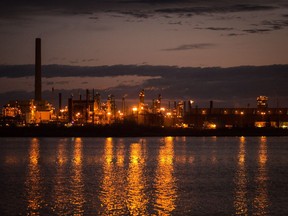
[0,137,288,215]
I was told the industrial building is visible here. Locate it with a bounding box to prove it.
[67,91,123,125]
[1,38,288,129]
[1,38,55,126]
[127,91,288,129]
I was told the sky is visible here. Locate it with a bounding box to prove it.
[0,0,288,107]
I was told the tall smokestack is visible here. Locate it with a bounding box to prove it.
[122,96,125,115]
[35,38,42,101]
[59,93,62,111]
[209,100,213,114]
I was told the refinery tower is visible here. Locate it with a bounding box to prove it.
[35,38,41,101]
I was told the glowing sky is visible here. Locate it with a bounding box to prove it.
[0,0,288,67]
[0,0,288,107]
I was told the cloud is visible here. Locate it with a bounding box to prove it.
[226,33,245,37]
[82,58,98,63]
[162,43,215,51]
[88,16,99,20]
[0,0,281,20]
[261,19,288,30]
[168,21,182,25]
[120,11,151,19]
[198,27,234,31]
[243,28,272,33]
[2,64,288,107]
[70,60,79,64]
[238,17,288,34]
[154,4,277,15]
[195,27,234,32]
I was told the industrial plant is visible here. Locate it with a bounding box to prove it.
[1,38,288,130]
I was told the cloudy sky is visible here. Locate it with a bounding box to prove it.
[0,0,288,107]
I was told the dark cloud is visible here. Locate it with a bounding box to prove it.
[162,43,215,51]
[120,11,151,19]
[70,60,79,64]
[168,21,182,25]
[0,0,281,20]
[243,28,272,33]
[154,4,277,15]
[1,64,288,107]
[88,16,99,20]
[82,58,98,63]
[261,19,288,30]
[226,33,245,37]
[195,27,234,31]
[240,17,288,34]
[206,27,234,31]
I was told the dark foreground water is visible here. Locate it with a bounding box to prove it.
[0,137,287,215]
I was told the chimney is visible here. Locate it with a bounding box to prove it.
[209,100,213,114]
[68,97,73,122]
[58,93,62,111]
[122,96,125,115]
[35,38,42,101]
[210,100,213,109]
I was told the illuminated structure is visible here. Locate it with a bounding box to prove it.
[2,102,22,126]
[68,90,124,125]
[26,100,54,124]
[2,103,21,118]
[2,86,288,128]
[2,38,287,129]
[257,96,268,109]
[127,95,288,129]
[139,89,145,104]
[152,94,162,114]
[186,97,288,129]
[31,38,54,123]
[2,100,54,125]
[1,40,288,131]
[1,38,55,125]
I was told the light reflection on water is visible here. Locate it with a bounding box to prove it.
[234,136,248,215]
[1,137,288,215]
[25,138,42,216]
[127,142,148,215]
[253,136,269,216]
[154,137,176,215]
[99,137,127,215]
[70,138,85,215]
[52,139,69,214]
[233,136,270,216]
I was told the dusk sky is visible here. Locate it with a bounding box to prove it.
[0,0,288,107]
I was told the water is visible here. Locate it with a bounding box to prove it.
[0,136,288,215]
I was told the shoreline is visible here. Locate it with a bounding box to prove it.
[1,125,288,137]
